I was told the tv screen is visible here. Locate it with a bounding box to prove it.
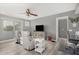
[36,25,44,31]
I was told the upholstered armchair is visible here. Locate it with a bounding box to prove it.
[21,31,35,51]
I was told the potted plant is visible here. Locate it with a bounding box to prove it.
[69,17,79,27]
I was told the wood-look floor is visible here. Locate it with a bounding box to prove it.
[0,39,57,55]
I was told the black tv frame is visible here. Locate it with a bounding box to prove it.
[36,25,44,31]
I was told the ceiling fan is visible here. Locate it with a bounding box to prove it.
[26,9,38,16]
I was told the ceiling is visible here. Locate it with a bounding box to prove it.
[0,3,77,20]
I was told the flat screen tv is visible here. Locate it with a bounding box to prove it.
[36,25,44,31]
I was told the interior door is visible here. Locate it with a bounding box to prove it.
[56,16,68,41]
[58,19,67,38]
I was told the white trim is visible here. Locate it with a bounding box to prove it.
[56,16,69,42]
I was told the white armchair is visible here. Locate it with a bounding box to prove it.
[59,38,75,49]
[21,31,35,51]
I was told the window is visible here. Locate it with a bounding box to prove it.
[25,21,30,27]
[3,20,14,31]
[14,22,21,31]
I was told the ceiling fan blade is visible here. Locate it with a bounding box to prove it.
[30,13,38,16]
[26,9,30,16]
[26,12,29,16]
[27,9,30,14]
[27,9,30,12]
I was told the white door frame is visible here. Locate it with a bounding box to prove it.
[56,16,69,42]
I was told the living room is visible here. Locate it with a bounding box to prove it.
[0,3,79,55]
